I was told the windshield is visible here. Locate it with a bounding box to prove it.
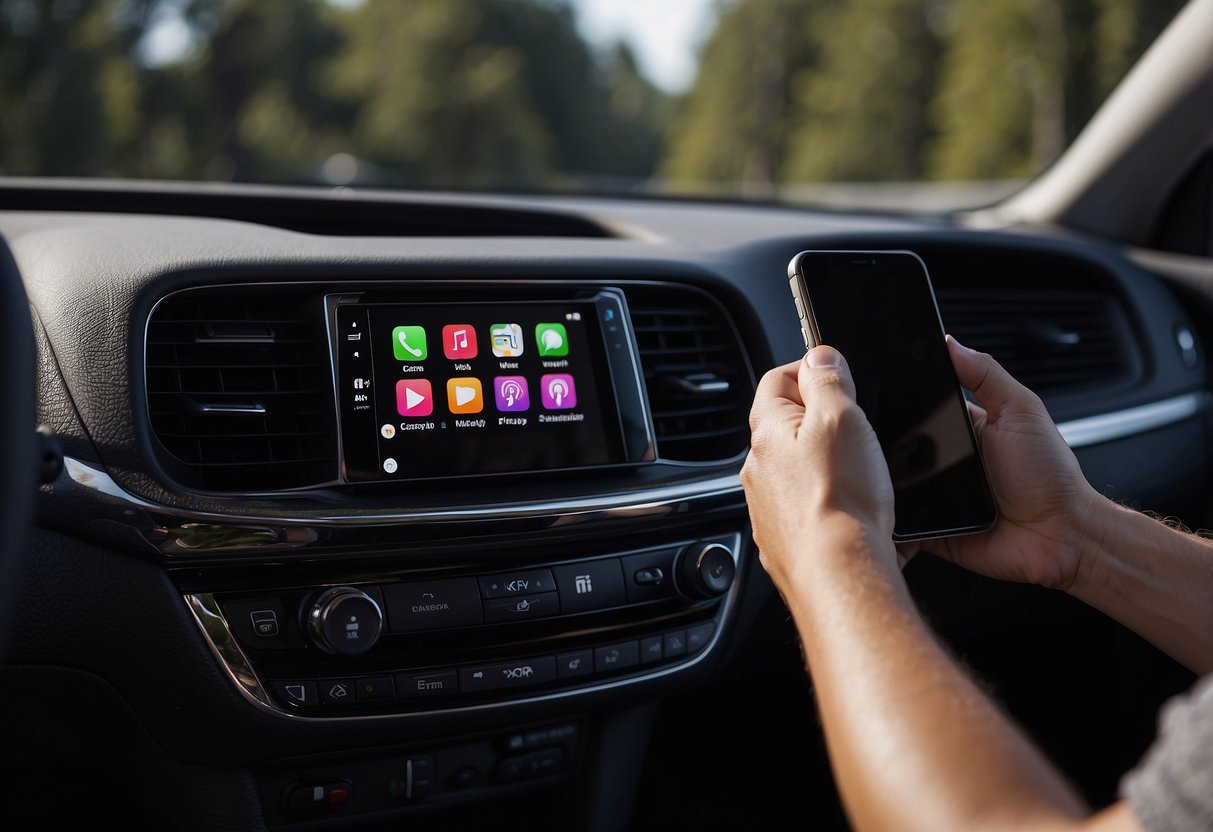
[0,0,1187,211]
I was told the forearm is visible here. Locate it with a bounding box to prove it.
[785,522,1088,832]
[1068,498,1213,674]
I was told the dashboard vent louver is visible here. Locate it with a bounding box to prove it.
[626,285,754,462]
[936,289,1135,392]
[145,287,337,491]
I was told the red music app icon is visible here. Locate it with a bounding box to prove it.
[442,324,478,360]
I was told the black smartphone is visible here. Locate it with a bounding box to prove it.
[788,250,997,541]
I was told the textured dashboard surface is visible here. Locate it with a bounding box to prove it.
[2,191,1203,520]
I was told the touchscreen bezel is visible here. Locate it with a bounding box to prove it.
[325,285,656,484]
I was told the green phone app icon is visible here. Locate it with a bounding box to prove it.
[392,325,427,361]
[535,323,568,357]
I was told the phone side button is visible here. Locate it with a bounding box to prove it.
[793,296,805,320]
[801,327,811,348]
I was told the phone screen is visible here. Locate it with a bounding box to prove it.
[792,251,997,540]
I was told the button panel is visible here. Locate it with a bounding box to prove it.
[222,535,738,715]
[267,619,717,711]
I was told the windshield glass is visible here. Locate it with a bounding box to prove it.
[0,0,1187,211]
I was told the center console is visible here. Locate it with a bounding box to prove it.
[121,276,758,826]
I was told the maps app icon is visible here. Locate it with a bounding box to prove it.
[490,323,524,357]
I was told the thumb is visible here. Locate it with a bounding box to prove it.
[947,335,1032,414]
[798,344,858,406]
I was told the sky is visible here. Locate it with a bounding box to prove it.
[141,0,721,94]
[568,0,719,93]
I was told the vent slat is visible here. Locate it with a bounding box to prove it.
[146,288,337,491]
[937,288,1131,392]
[626,286,753,462]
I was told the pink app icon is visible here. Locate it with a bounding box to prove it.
[396,379,433,417]
[540,374,577,410]
[494,376,530,412]
[442,324,478,360]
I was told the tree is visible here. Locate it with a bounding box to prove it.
[927,0,1186,181]
[782,0,941,183]
[0,0,157,176]
[661,0,823,196]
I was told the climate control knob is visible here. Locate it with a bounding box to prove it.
[675,543,736,600]
[307,586,383,656]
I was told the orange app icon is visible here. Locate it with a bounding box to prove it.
[446,377,484,414]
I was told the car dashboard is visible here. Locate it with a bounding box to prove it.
[0,183,1207,831]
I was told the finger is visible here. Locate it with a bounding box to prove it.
[797,344,857,409]
[947,335,1030,414]
[749,360,808,434]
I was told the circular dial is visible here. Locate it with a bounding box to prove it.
[676,543,736,600]
[307,586,384,656]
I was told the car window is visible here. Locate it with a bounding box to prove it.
[0,0,1187,210]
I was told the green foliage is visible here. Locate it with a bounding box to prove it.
[783,0,939,182]
[0,0,1190,190]
[662,0,822,194]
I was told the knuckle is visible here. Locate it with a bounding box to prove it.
[804,370,849,390]
[749,424,774,455]
[805,400,865,438]
[739,455,754,487]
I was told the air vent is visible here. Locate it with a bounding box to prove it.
[626,285,754,462]
[936,289,1136,392]
[145,287,337,491]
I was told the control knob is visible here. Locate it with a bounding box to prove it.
[675,543,736,600]
[307,586,383,656]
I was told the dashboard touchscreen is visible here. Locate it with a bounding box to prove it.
[332,289,653,482]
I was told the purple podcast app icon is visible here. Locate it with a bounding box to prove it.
[494,376,530,412]
[540,374,577,410]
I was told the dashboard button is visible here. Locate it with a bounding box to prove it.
[687,621,716,653]
[552,559,625,613]
[383,578,483,632]
[594,641,639,673]
[621,549,678,603]
[354,676,395,703]
[639,635,663,664]
[459,656,557,693]
[397,670,458,699]
[479,569,556,599]
[556,649,593,679]
[664,630,687,659]
[319,679,357,705]
[270,680,316,708]
[223,598,303,650]
[483,592,559,623]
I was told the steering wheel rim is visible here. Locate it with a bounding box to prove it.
[0,236,35,657]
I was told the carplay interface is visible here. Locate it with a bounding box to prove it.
[335,298,631,481]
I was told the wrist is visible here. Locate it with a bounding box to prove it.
[1066,491,1125,597]
[784,514,899,584]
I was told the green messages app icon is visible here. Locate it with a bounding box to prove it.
[535,323,568,357]
[392,325,427,361]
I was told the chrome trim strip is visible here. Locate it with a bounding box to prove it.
[190,402,266,415]
[1057,392,1205,448]
[63,456,743,526]
[55,391,1206,551]
[184,593,274,709]
[183,533,743,721]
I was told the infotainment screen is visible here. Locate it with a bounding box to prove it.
[330,288,654,482]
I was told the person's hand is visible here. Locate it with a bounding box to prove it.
[741,345,896,588]
[906,337,1103,589]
